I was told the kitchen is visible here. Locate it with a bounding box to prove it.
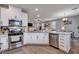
[0,4,79,54]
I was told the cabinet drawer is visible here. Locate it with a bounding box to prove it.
[59,41,64,44]
[59,35,66,39]
[59,44,65,50]
[59,38,65,43]
[59,45,65,50]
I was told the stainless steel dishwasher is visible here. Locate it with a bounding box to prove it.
[49,33,59,48]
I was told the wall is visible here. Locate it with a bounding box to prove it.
[56,15,79,37]
[44,15,79,37]
[68,15,79,37]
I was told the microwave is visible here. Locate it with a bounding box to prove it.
[9,19,22,27]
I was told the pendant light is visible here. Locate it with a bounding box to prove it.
[62,13,68,22]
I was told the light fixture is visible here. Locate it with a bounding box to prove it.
[35,8,39,11]
[61,26,65,32]
[34,8,41,31]
[62,13,68,22]
[34,8,40,21]
[62,12,72,25]
[62,17,67,22]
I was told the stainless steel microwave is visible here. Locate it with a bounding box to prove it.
[9,19,22,27]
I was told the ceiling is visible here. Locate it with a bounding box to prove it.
[11,4,79,21]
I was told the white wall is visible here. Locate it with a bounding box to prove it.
[68,15,79,37]
[45,15,79,37]
[56,15,79,37]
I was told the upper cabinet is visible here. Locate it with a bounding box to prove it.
[8,6,28,26]
[8,6,22,20]
[21,12,28,26]
[0,5,28,26]
[0,7,9,26]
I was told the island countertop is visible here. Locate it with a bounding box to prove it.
[24,31,72,35]
[49,31,72,35]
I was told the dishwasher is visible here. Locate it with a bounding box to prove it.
[49,33,59,48]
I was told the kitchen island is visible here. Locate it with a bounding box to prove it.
[49,31,72,53]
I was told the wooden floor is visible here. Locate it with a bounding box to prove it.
[2,39,79,54]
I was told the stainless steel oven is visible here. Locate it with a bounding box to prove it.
[8,19,23,49]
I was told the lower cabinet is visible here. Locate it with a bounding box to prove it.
[59,34,71,53]
[23,33,49,45]
[0,35,9,51]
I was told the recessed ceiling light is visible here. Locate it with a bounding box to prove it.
[35,8,39,11]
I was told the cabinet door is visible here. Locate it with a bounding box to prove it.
[59,34,71,53]
[21,12,28,26]
[36,33,42,44]
[0,36,8,51]
[23,33,31,44]
[24,33,35,44]
[42,33,49,44]
[1,8,9,26]
[9,6,22,20]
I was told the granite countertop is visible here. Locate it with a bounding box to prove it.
[49,31,72,34]
[24,31,72,34]
[24,31,49,33]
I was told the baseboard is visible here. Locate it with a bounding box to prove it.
[24,44,49,46]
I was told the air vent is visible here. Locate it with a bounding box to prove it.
[72,7,78,10]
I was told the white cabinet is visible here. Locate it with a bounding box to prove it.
[8,6,22,20]
[59,33,71,53]
[50,21,56,30]
[21,12,28,26]
[9,6,28,26]
[37,33,49,44]
[23,33,32,44]
[0,8,9,26]
[0,6,28,26]
[0,35,8,51]
[23,33,36,44]
[23,33,49,45]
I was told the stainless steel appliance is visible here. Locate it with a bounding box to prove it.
[8,19,23,49]
[9,19,22,27]
[49,33,59,48]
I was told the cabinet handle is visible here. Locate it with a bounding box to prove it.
[60,42,64,44]
[60,39,64,41]
[37,36,38,39]
[60,45,64,47]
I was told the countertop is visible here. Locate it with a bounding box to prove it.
[24,31,72,34]
[49,31,72,35]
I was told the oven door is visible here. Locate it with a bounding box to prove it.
[9,35,22,43]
